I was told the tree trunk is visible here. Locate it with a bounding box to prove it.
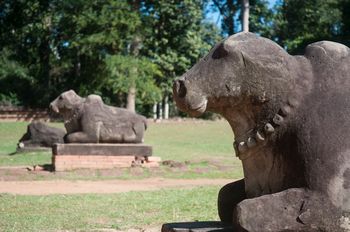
[158,102,163,120]
[153,103,157,120]
[227,0,235,35]
[126,36,141,113]
[126,0,141,113]
[242,0,249,32]
[164,95,169,119]
[126,84,136,113]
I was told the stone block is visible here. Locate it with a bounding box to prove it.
[53,143,152,156]
[52,143,153,171]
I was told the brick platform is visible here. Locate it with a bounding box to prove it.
[52,143,156,171]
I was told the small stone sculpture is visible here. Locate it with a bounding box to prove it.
[18,121,65,150]
[173,32,350,231]
[50,90,147,143]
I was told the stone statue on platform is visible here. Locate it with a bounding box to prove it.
[172,32,350,231]
[50,90,147,143]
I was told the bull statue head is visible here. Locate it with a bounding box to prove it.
[173,32,304,138]
[49,90,84,118]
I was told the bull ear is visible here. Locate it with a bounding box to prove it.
[212,42,229,59]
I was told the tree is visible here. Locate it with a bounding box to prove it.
[242,0,249,32]
[52,0,141,93]
[339,0,350,42]
[0,0,221,115]
[273,0,342,53]
[212,0,237,35]
[104,55,162,112]
[0,0,51,106]
[141,0,220,118]
[210,0,272,36]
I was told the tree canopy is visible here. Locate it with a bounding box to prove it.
[0,0,349,115]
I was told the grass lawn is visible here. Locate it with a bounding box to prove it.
[0,120,243,180]
[0,120,241,231]
[0,122,63,166]
[0,186,221,231]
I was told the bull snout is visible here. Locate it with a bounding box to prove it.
[173,79,187,99]
[173,77,208,117]
[49,102,59,113]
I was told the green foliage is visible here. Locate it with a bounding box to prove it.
[0,0,144,108]
[0,93,21,106]
[210,0,274,36]
[249,0,275,37]
[273,0,343,53]
[105,55,162,104]
[0,0,221,113]
[56,0,139,54]
[3,0,349,112]
[51,0,141,98]
[142,0,221,94]
[0,49,29,81]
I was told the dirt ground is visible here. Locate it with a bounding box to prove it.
[0,177,232,195]
[0,165,232,232]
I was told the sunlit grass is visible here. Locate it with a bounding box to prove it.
[0,186,221,231]
[0,121,242,180]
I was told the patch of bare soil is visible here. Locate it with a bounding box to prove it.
[0,178,232,195]
[0,159,235,182]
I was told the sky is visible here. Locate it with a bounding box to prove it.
[206,0,277,27]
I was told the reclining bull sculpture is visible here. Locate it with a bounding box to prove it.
[50,90,147,143]
[173,32,350,231]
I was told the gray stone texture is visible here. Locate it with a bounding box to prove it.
[53,143,152,156]
[173,32,350,231]
[50,90,147,143]
[18,121,65,151]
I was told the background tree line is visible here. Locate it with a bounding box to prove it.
[0,0,349,117]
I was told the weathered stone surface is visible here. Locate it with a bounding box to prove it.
[161,221,234,232]
[173,32,350,231]
[50,90,147,143]
[17,121,65,152]
[236,188,340,232]
[53,143,152,156]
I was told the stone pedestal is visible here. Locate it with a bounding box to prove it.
[161,221,234,232]
[52,143,155,171]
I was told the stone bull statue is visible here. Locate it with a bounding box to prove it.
[173,32,350,231]
[50,90,147,143]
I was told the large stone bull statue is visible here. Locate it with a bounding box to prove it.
[173,32,350,231]
[50,90,147,143]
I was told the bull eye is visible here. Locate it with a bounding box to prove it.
[59,95,63,100]
[212,43,229,59]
